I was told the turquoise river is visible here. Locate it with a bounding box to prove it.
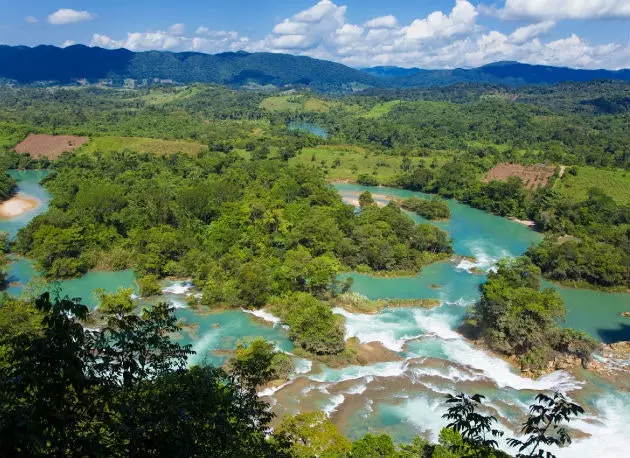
[2,172,629,457]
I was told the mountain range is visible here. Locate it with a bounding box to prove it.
[1,44,630,90]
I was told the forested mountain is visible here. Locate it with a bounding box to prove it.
[0,45,377,91]
[364,61,630,86]
[2,45,630,90]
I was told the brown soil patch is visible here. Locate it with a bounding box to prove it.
[485,163,556,190]
[15,134,89,159]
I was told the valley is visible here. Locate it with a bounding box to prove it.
[1,78,629,457]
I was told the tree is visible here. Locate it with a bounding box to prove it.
[442,393,504,457]
[95,287,136,316]
[0,293,106,456]
[350,434,397,457]
[277,293,346,355]
[400,156,411,172]
[229,337,279,389]
[274,411,351,458]
[0,232,10,285]
[0,293,283,457]
[507,392,584,458]
[136,274,162,297]
[469,257,586,371]
[359,191,376,209]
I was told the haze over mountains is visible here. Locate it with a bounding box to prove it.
[2,44,630,91]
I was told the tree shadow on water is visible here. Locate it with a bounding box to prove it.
[598,323,630,344]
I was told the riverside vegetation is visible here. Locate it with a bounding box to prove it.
[0,292,586,457]
[0,81,629,455]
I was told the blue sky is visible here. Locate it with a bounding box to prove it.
[1,1,630,69]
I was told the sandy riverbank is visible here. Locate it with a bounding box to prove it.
[0,194,40,218]
[508,216,536,227]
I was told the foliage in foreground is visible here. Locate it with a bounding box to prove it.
[0,293,278,457]
[0,292,587,458]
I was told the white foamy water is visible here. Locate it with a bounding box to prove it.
[259,380,294,398]
[456,241,511,273]
[244,308,282,325]
[334,307,423,352]
[294,357,313,374]
[169,299,188,309]
[309,361,408,383]
[345,382,368,395]
[162,281,194,295]
[323,394,346,416]
[411,365,483,384]
[553,392,630,458]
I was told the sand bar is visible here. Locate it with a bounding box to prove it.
[0,193,40,218]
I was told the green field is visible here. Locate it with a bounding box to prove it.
[557,166,630,204]
[260,95,338,112]
[141,87,201,105]
[77,136,206,156]
[289,145,436,184]
[361,100,402,119]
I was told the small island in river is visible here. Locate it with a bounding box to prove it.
[0,193,40,218]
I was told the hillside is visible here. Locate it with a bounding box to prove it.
[0,45,378,91]
[2,45,630,90]
[364,61,630,86]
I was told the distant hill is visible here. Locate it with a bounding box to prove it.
[0,45,377,91]
[363,61,630,86]
[1,45,630,90]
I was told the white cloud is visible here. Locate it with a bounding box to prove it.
[168,23,186,35]
[48,9,94,25]
[86,0,630,70]
[92,32,185,51]
[25,16,39,24]
[61,40,76,48]
[265,0,348,51]
[509,20,555,43]
[273,20,309,35]
[500,0,630,19]
[364,15,398,29]
[335,24,363,46]
[403,0,478,40]
[294,0,343,22]
[92,27,250,54]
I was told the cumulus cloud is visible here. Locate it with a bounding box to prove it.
[403,0,478,40]
[92,27,250,54]
[509,20,556,43]
[48,9,94,25]
[92,32,184,51]
[266,0,347,51]
[87,0,630,69]
[168,23,186,35]
[61,40,76,48]
[499,0,630,19]
[364,15,398,29]
[25,16,39,24]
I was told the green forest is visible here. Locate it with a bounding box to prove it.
[0,80,629,456]
[0,292,586,457]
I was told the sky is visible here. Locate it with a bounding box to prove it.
[1,0,630,69]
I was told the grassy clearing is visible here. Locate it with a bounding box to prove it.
[141,87,200,105]
[260,95,338,112]
[289,145,430,184]
[260,96,303,111]
[557,166,630,204]
[361,100,402,119]
[77,136,206,156]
